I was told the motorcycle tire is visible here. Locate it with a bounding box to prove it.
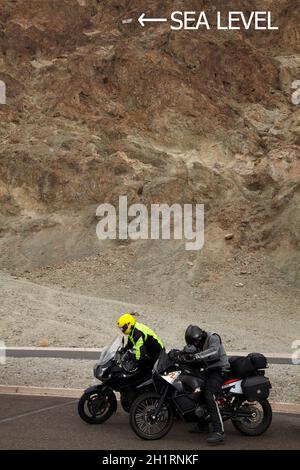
[232,399,272,436]
[130,392,174,440]
[78,389,117,424]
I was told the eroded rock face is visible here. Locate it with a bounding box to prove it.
[0,0,299,279]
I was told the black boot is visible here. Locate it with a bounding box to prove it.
[207,432,225,445]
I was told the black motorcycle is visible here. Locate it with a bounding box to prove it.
[129,349,272,440]
[78,336,153,424]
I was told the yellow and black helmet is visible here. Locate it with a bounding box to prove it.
[117,312,136,335]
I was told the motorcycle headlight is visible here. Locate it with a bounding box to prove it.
[94,364,107,379]
[93,364,100,378]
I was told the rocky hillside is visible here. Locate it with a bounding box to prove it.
[0,0,299,284]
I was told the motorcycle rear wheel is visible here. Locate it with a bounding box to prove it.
[78,389,117,424]
[232,399,272,436]
[130,392,174,440]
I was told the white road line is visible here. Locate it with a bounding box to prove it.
[0,400,76,425]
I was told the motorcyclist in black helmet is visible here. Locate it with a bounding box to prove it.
[181,325,230,445]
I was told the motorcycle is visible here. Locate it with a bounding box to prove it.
[78,336,153,424]
[129,349,273,440]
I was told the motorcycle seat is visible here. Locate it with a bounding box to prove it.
[223,368,242,383]
[180,374,205,392]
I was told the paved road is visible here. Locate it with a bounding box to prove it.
[0,394,299,450]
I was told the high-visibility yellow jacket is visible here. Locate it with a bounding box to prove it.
[127,322,164,361]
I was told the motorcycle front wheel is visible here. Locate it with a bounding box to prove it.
[232,399,272,436]
[78,389,117,424]
[130,392,174,440]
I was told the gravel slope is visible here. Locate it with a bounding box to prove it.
[1,263,299,353]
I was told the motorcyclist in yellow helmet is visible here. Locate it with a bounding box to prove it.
[117,312,164,369]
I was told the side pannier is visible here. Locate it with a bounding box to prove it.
[242,376,271,401]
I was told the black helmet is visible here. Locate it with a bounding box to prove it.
[185,325,207,348]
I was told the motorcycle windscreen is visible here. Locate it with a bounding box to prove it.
[156,349,174,374]
[96,336,122,366]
